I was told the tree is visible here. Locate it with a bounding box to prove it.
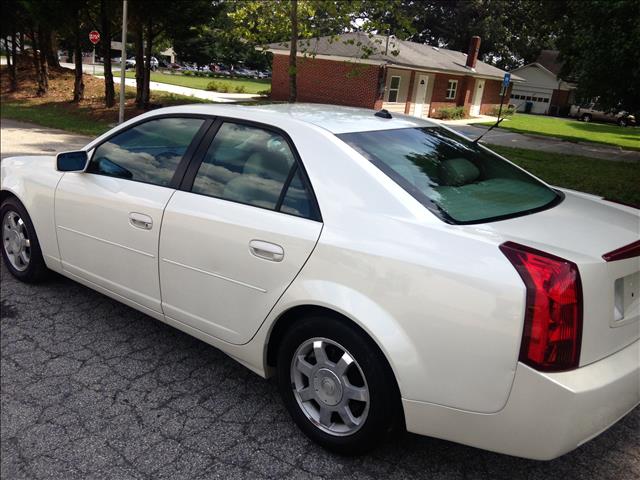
[557,0,640,111]
[100,0,115,107]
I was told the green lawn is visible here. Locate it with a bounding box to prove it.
[475,113,640,151]
[489,145,640,206]
[125,71,271,94]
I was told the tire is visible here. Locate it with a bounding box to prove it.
[1,196,49,282]
[618,118,627,127]
[277,314,401,455]
[581,113,592,122]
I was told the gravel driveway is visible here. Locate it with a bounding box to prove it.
[1,261,639,479]
[1,120,638,479]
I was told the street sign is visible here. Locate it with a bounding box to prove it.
[502,72,511,87]
[89,30,100,45]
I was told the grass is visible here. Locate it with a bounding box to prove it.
[474,113,640,151]
[124,71,271,94]
[489,145,640,206]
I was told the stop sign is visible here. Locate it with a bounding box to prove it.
[89,30,100,45]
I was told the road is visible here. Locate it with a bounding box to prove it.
[1,121,639,480]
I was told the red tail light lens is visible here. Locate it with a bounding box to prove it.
[500,241,583,372]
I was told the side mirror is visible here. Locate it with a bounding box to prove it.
[56,150,88,172]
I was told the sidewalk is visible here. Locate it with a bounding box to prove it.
[110,77,261,103]
[447,124,640,162]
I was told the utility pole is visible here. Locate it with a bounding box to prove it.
[118,0,128,123]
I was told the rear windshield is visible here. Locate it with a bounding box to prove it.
[337,127,561,224]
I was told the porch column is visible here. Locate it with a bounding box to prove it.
[404,71,416,114]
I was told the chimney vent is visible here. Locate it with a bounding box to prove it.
[466,36,481,70]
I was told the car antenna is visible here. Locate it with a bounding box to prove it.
[375,109,392,119]
[474,73,510,144]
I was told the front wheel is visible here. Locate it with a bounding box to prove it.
[1,197,49,282]
[618,118,628,127]
[277,315,401,454]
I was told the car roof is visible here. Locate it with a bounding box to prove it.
[152,103,439,135]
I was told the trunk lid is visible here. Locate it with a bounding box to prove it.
[476,189,640,366]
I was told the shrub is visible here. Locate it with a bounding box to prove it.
[234,85,246,93]
[207,72,215,78]
[489,104,516,117]
[218,85,230,93]
[182,70,193,76]
[206,81,220,91]
[437,106,465,120]
[257,89,271,96]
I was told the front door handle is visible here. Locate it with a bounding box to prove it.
[129,212,153,230]
[249,240,284,262]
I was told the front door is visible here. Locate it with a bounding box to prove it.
[159,121,323,344]
[55,116,207,313]
[470,79,485,116]
[413,75,429,118]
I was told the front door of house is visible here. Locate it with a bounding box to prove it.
[470,79,485,116]
[414,75,429,118]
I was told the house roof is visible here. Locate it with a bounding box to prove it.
[536,50,563,76]
[266,32,522,81]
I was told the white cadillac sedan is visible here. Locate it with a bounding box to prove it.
[1,104,638,459]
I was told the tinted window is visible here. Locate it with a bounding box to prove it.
[338,127,560,224]
[88,117,204,186]
[192,122,316,218]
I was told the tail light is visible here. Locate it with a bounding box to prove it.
[500,241,583,372]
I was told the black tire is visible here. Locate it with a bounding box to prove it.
[1,196,49,282]
[618,118,627,127]
[581,113,592,122]
[277,314,402,455]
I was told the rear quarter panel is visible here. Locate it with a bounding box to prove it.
[1,156,64,272]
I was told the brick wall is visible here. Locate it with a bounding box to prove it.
[428,73,465,117]
[479,79,511,115]
[271,54,381,108]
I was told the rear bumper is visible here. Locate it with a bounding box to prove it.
[403,339,640,460]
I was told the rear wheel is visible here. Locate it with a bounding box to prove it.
[277,315,401,454]
[1,197,49,282]
[618,117,628,127]
[581,113,592,122]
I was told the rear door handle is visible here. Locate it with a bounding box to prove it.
[129,212,153,230]
[249,240,284,262]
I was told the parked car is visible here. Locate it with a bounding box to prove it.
[570,103,636,126]
[1,104,638,459]
[256,70,271,79]
[125,56,159,71]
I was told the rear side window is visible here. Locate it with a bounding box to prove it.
[191,122,317,219]
[88,117,204,187]
[337,127,560,224]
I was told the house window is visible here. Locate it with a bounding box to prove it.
[388,76,401,103]
[446,80,458,100]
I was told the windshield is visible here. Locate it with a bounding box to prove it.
[337,127,561,224]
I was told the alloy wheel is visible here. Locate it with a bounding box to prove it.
[2,210,31,272]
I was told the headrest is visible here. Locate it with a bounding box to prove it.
[438,158,480,186]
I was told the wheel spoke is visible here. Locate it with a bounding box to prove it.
[336,352,354,376]
[319,405,332,427]
[8,214,18,230]
[295,355,314,377]
[344,383,369,402]
[24,238,31,248]
[19,250,30,265]
[313,340,328,365]
[337,405,359,427]
[297,387,314,402]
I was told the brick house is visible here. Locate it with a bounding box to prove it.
[267,33,520,118]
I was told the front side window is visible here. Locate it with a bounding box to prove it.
[88,117,204,187]
[388,76,401,102]
[446,80,458,99]
[337,127,560,224]
[191,122,317,219]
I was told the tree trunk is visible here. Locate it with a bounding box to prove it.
[288,0,298,103]
[101,0,115,107]
[134,24,144,107]
[20,32,25,54]
[10,31,18,91]
[73,14,84,102]
[142,17,153,108]
[38,26,49,91]
[3,37,11,67]
[31,30,46,96]
[45,30,60,68]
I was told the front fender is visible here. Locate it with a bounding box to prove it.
[1,156,63,271]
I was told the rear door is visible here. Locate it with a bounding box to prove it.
[55,116,209,313]
[159,120,322,344]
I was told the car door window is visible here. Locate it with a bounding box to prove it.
[191,122,316,218]
[88,117,205,187]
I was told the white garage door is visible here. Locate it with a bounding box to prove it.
[511,93,551,114]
